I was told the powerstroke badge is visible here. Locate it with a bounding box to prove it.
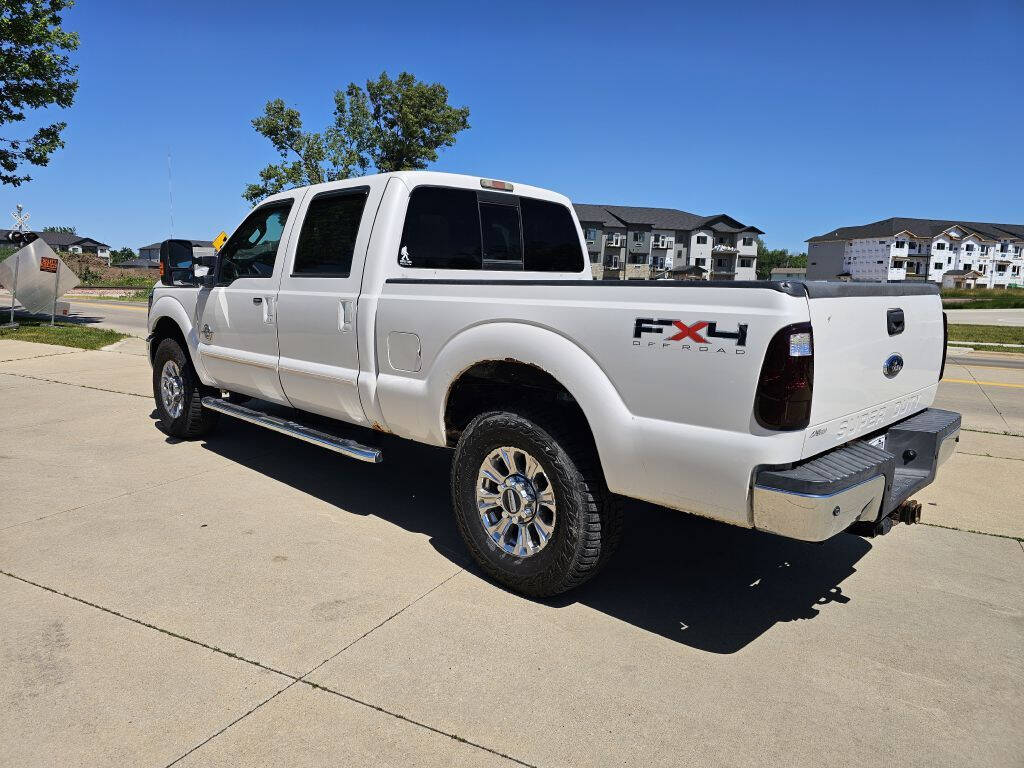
[633,318,748,354]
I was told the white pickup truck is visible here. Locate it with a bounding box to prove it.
[148,171,960,596]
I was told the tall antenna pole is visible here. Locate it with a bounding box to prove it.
[167,149,174,237]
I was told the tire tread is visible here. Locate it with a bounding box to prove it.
[451,404,622,597]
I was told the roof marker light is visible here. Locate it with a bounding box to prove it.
[480,178,514,192]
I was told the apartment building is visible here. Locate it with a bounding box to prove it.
[574,204,763,281]
[806,217,1024,287]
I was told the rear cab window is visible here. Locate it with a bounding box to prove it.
[399,185,584,274]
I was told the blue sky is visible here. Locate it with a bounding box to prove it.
[3,0,1022,253]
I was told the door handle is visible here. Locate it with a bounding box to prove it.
[339,299,354,332]
[252,297,263,305]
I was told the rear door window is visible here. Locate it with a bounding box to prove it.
[521,197,584,272]
[293,188,368,277]
[399,187,481,269]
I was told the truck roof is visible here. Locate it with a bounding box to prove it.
[260,171,572,209]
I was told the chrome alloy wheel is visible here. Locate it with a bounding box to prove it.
[476,446,557,558]
[160,359,185,419]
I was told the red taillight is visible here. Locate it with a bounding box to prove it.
[755,322,814,431]
[939,312,948,381]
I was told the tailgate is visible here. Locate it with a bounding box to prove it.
[801,283,944,457]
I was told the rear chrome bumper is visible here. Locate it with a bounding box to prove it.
[752,408,961,542]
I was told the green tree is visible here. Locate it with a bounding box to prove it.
[788,253,808,269]
[110,246,136,265]
[0,0,79,186]
[755,238,807,280]
[42,224,76,233]
[244,71,471,203]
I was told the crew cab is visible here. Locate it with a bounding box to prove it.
[147,171,960,596]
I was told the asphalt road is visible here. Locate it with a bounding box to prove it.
[948,353,1024,369]
[60,297,149,337]
[944,307,1024,326]
[0,292,149,337]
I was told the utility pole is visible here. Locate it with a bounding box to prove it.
[167,150,175,237]
[2,203,31,329]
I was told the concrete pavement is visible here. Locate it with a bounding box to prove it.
[1,340,1021,767]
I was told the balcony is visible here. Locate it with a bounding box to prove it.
[711,243,738,254]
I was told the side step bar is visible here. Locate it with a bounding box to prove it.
[201,397,382,463]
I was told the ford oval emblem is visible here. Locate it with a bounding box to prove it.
[883,354,904,378]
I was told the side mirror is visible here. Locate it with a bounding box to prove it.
[160,239,197,286]
[159,242,220,287]
[195,252,219,288]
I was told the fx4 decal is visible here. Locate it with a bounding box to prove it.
[633,318,748,354]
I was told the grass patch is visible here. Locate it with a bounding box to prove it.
[76,290,149,302]
[947,324,1024,345]
[80,274,157,288]
[945,296,1024,309]
[942,287,1024,298]
[943,287,1024,309]
[0,317,127,350]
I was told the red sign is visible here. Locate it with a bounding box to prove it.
[40,256,58,273]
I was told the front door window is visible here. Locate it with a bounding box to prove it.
[218,202,293,284]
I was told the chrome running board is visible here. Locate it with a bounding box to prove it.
[201,397,382,463]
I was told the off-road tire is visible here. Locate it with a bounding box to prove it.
[451,407,622,597]
[152,337,219,439]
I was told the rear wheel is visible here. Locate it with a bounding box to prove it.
[153,337,218,438]
[451,408,621,597]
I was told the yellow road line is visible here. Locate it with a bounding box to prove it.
[942,378,1024,389]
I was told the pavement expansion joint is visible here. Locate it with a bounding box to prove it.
[0,567,295,680]
[298,568,463,681]
[297,679,538,768]
[0,565,532,767]
[162,682,300,768]
[0,370,149,398]
[0,350,85,364]
[919,522,1024,544]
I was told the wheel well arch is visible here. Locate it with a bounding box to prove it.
[149,315,189,364]
[443,359,599,456]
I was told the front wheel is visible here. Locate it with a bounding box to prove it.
[152,337,218,439]
[451,408,621,597]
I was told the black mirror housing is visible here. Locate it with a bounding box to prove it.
[159,239,198,286]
